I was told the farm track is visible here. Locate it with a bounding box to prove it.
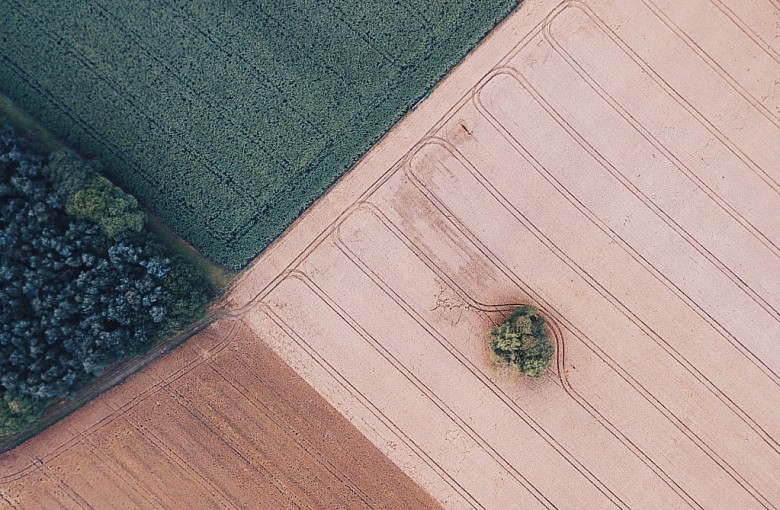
[2,0,780,508]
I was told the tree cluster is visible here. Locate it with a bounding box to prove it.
[0,125,212,438]
[489,305,554,379]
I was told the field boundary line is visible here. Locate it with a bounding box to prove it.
[3,0,260,242]
[285,270,561,510]
[0,53,173,222]
[225,1,565,307]
[232,0,440,143]
[10,0,262,208]
[0,49,251,244]
[0,320,241,483]
[257,302,485,510]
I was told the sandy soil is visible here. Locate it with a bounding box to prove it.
[3,0,779,508]
[222,0,780,508]
[0,320,440,509]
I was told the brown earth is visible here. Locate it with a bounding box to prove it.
[0,320,440,509]
[3,0,780,508]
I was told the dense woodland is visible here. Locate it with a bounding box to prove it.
[0,125,213,438]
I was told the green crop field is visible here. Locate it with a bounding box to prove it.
[0,0,517,268]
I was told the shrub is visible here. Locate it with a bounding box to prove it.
[68,175,146,237]
[0,391,47,440]
[489,305,554,379]
[46,150,146,238]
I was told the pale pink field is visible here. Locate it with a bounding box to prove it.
[228,0,780,507]
[2,0,780,508]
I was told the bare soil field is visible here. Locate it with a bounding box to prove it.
[0,320,439,509]
[3,0,780,508]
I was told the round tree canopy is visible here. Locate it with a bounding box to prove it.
[489,305,554,379]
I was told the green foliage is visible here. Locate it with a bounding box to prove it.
[0,0,518,268]
[45,150,146,237]
[41,149,98,201]
[0,391,47,440]
[489,305,554,379]
[0,125,213,400]
[67,176,145,237]
[158,262,213,336]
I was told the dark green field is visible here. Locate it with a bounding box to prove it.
[0,0,517,268]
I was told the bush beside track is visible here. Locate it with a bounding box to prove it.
[0,0,518,268]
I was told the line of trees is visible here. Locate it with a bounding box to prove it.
[0,125,213,439]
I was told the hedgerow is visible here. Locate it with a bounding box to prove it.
[0,0,518,268]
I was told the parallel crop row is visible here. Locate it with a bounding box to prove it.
[0,0,518,268]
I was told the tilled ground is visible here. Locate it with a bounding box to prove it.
[0,319,440,509]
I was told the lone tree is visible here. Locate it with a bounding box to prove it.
[489,305,554,379]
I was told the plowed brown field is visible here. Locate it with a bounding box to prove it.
[3,0,780,508]
[0,320,440,509]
